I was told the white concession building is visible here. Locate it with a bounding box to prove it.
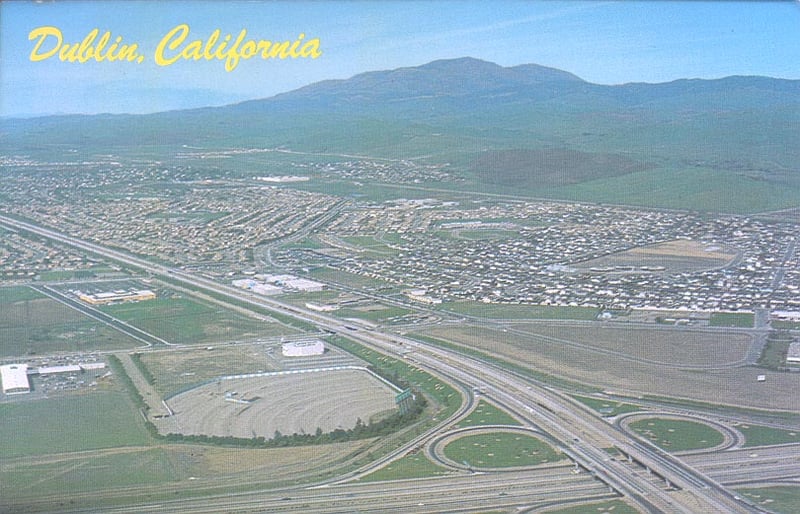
[282,340,325,357]
[0,364,30,395]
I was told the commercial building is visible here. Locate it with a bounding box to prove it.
[1,364,30,394]
[78,289,156,305]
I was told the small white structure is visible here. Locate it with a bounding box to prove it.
[772,310,800,322]
[80,362,106,371]
[1,364,30,394]
[305,302,339,312]
[38,365,82,375]
[787,342,800,364]
[282,340,325,357]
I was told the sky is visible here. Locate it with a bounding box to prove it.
[2,0,799,117]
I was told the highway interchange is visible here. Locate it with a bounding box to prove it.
[0,213,792,513]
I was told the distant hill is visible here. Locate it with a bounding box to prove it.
[3,57,800,212]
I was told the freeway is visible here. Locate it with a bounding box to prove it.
[684,444,800,486]
[0,214,765,513]
[49,467,614,514]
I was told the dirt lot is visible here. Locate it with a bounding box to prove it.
[158,369,398,438]
[416,323,800,412]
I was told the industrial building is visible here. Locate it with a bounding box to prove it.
[282,340,325,357]
[78,289,156,305]
[0,364,30,394]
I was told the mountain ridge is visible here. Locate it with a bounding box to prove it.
[2,57,799,214]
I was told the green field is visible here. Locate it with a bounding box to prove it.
[628,418,725,452]
[0,286,47,303]
[454,400,522,428]
[0,391,151,458]
[1,447,177,501]
[443,431,563,469]
[309,266,400,292]
[0,295,141,357]
[737,486,800,514]
[441,301,600,320]
[570,395,642,417]
[736,423,800,447]
[139,345,281,397]
[359,452,451,482]
[542,499,639,514]
[338,235,403,256]
[710,312,754,328]
[99,296,292,345]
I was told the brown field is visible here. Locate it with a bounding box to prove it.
[574,239,737,273]
[415,324,800,412]
[158,370,398,438]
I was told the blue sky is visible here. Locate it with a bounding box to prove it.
[2,0,799,117]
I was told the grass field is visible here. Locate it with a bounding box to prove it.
[309,267,400,292]
[0,294,141,357]
[415,322,800,412]
[737,486,800,514]
[454,400,522,428]
[541,499,639,514]
[139,345,282,397]
[570,395,642,417]
[0,286,46,303]
[359,452,451,482]
[443,431,564,468]
[440,301,600,320]
[573,239,736,274]
[0,391,151,458]
[99,296,292,345]
[710,312,754,328]
[0,440,373,509]
[735,423,800,447]
[627,418,725,452]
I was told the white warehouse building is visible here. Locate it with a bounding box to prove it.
[282,340,326,357]
[1,363,30,395]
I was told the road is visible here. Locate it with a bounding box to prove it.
[0,214,766,513]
